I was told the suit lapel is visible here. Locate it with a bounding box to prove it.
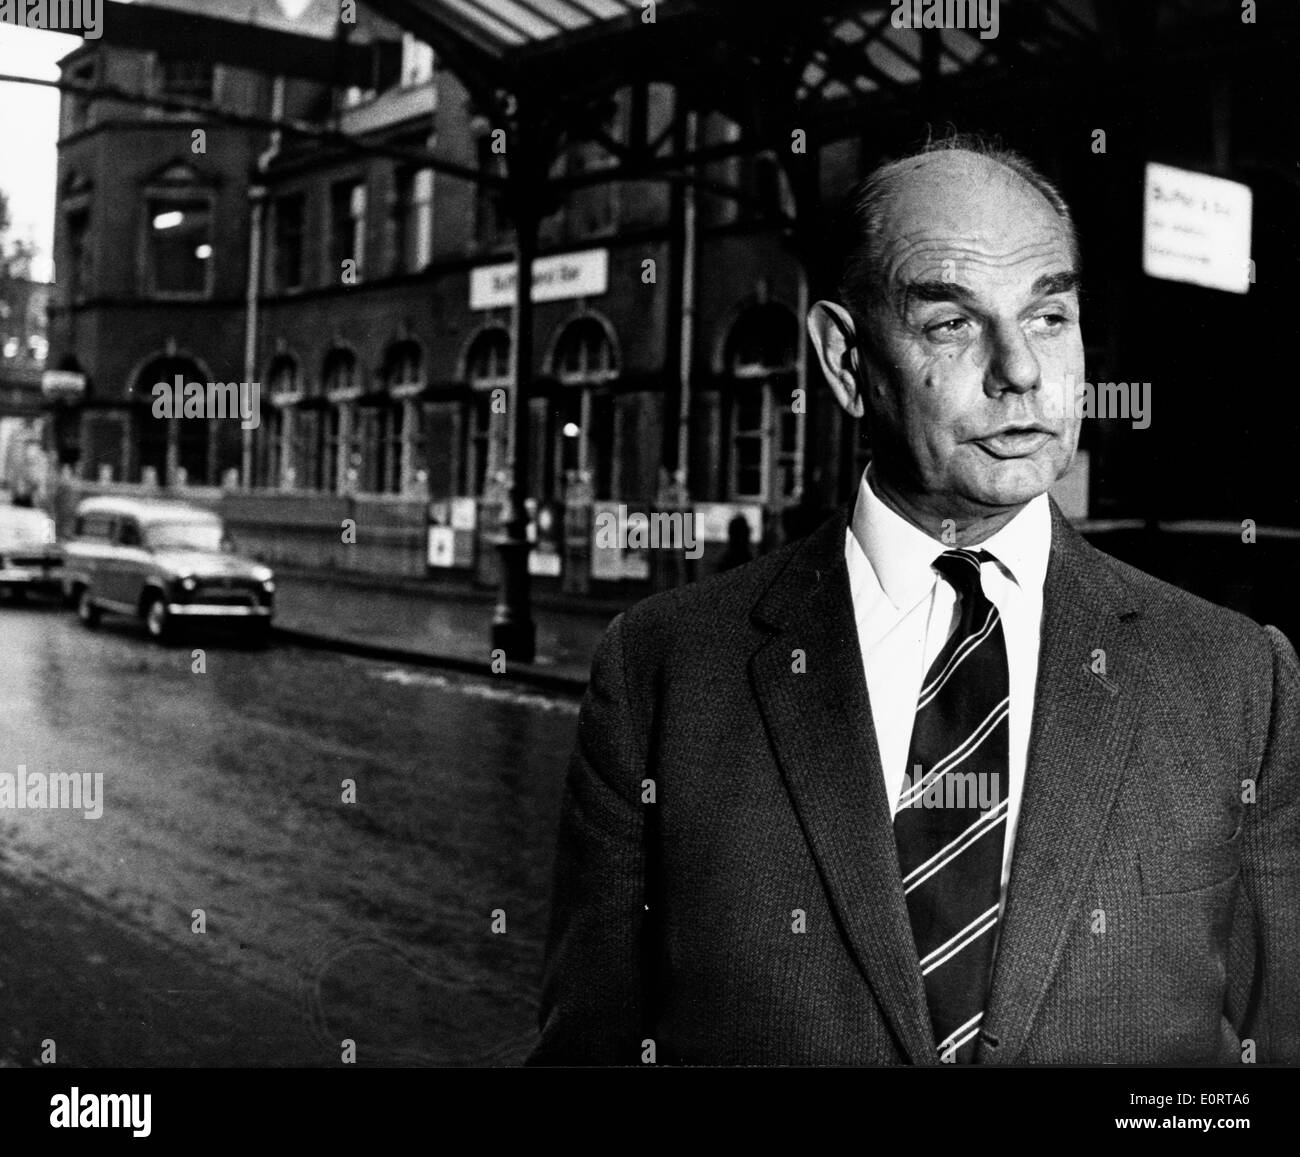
[977,502,1150,1062]
[749,510,935,1063]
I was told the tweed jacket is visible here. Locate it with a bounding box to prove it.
[530,501,1300,1065]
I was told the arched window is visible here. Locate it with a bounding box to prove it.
[463,328,511,497]
[383,341,423,392]
[257,355,298,488]
[546,317,619,501]
[363,342,422,494]
[296,348,356,491]
[724,304,799,502]
[268,354,299,397]
[466,327,511,387]
[553,317,617,384]
[133,355,211,486]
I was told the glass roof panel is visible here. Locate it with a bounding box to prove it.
[563,0,636,19]
[468,0,567,39]
[436,0,530,45]
[417,0,646,50]
[517,0,594,29]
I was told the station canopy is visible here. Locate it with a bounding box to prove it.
[86,1,1254,149]
[357,0,1107,132]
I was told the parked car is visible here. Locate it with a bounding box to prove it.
[0,503,63,601]
[62,496,274,644]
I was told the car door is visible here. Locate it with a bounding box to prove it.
[74,512,116,602]
[110,516,149,608]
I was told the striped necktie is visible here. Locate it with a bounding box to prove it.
[894,548,1010,1064]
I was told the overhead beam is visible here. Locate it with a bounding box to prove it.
[0,71,494,186]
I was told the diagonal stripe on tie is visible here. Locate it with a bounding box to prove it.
[903,799,1009,893]
[939,1012,985,1059]
[894,549,1011,1064]
[896,695,1009,808]
[917,604,1001,707]
[919,902,1000,974]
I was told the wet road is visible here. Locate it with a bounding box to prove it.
[0,600,581,1066]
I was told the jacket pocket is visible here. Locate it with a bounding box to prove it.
[1139,822,1244,896]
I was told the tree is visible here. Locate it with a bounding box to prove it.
[0,189,37,282]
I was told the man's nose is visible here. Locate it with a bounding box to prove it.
[984,321,1040,395]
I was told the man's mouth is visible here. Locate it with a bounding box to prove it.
[972,426,1054,458]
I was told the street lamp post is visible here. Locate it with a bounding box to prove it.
[491,181,539,665]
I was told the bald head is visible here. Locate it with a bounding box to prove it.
[837,140,1079,324]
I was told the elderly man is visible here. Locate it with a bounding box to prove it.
[530,139,1300,1066]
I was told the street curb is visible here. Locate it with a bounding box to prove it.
[273,566,634,619]
[272,626,590,696]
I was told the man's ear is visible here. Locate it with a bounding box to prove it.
[807,300,865,419]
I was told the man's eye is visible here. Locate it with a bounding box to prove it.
[925,317,972,339]
[1028,312,1071,334]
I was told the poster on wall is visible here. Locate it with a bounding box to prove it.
[526,499,563,578]
[427,525,455,568]
[450,497,477,531]
[590,500,624,581]
[428,500,475,569]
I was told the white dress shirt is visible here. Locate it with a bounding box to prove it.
[844,469,1052,903]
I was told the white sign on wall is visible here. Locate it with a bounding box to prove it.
[450,497,477,531]
[470,248,609,311]
[1143,163,1252,295]
[41,370,87,399]
[427,525,455,568]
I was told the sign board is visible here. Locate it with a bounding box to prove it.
[1143,163,1252,294]
[528,551,562,577]
[449,497,477,532]
[427,525,455,568]
[590,500,624,581]
[527,500,563,577]
[428,500,475,569]
[470,248,609,310]
[41,370,87,399]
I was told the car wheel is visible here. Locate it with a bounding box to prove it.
[76,587,101,628]
[144,595,173,643]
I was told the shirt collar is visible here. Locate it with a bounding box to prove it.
[848,466,1052,611]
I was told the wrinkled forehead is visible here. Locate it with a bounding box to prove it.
[876,156,1077,292]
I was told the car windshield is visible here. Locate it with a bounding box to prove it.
[144,522,224,552]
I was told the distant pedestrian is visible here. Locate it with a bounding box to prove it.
[716,513,752,572]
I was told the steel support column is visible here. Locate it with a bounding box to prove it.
[491,185,540,665]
